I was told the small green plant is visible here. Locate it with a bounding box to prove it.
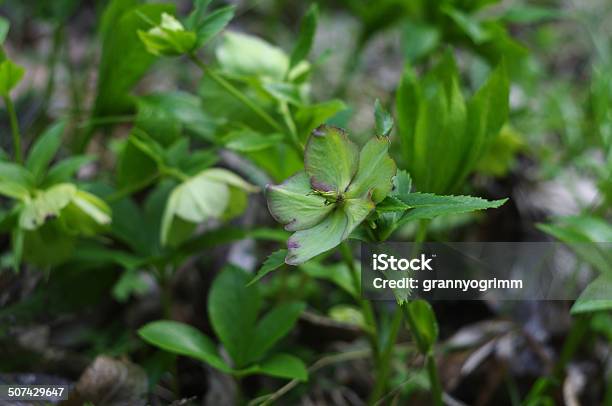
[139,266,307,381]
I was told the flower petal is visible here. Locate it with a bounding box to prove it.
[343,197,375,239]
[266,171,332,231]
[346,137,396,203]
[285,208,347,265]
[304,125,358,192]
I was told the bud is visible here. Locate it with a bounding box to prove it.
[138,13,196,56]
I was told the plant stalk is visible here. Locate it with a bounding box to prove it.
[4,95,22,163]
[189,55,280,130]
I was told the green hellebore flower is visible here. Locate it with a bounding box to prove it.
[266,125,396,265]
[138,13,197,56]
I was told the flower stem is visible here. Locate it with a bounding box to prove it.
[4,95,22,163]
[189,54,279,130]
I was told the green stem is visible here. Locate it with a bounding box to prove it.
[279,100,304,154]
[369,307,403,403]
[401,302,443,406]
[4,95,22,163]
[339,242,379,354]
[425,352,443,406]
[188,54,284,134]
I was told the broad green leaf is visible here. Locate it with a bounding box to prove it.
[208,266,261,368]
[396,67,421,169]
[138,320,230,372]
[59,190,111,235]
[254,353,307,381]
[0,180,29,200]
[346,137,396,203]
[22,222,76,267]
[185,0,212,30]
[248,249,288,286]
[116,138,159,190]
[224,130,284,152]
[193,5,235,49]
[248,302,305,363]
[0,161,34,187]
[44,155,94,186]
[266,171,332,232]
[19,184,76,230]
[300,261,358,298]
[216,31,288,81]
[454,61,509,190]
[295,99,347,141]
[138,13,196,56]
[401,20,440,62]
[289,4,318,71]
[397,193,506,226]
[442,5,490,44]
[538,216,612,275]
[0,17,9,45]
[26,121,65,183]
[286,208,347,265]
[136,91,217,143]
[304,125,358,192]
[113,269,149,302]
[571,275,612,314]
[0,59,25,96]
[374,99,393,137]
[499,6,563,23]
[392,170,412,198]
[262,82,303,105]
[404,300,438,354]
[94,3,175,115]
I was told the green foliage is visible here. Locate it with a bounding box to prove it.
[396,51,509,194]
[94,1,175,115]
[267,125,396,264]
[403,300,438,354]
[140,266,306,380]
[0,59,25,96]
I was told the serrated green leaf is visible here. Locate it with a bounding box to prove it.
[289,4,318,71]
[26,121,65,183]
[374,99,393,137]
[376,196,410,213]
[397,193,507,226]
[138,320,231,372]
[248,249,288,286]
[304,125,358,192]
